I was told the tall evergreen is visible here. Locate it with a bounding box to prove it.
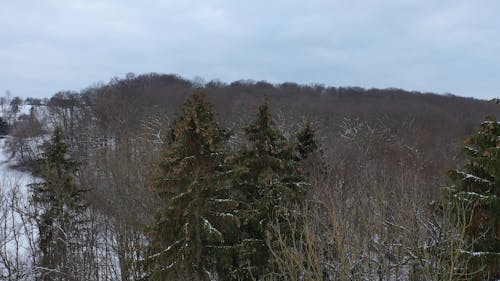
[447,116,500,280]
[30,127,86,281]
[233,102,310,280]
[145,93,238,281]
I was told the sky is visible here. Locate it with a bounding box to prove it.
[0,0,499,99]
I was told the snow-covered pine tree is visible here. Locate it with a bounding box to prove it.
[145,92,239,281]
[233,102,310,280]
[448,116,500,280]
[30,127,87,281]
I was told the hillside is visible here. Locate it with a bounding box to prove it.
[1,73,499,280]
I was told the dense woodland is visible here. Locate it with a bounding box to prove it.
[1,73,500,280]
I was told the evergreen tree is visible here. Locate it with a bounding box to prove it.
[145,93,238,281]
[295,122,318,161]
[30,127,86,281]
[233,102,310,280]
[447,116,500,280]
[0,116,8,135]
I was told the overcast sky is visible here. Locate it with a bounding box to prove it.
[1,0,499,99]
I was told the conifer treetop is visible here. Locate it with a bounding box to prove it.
[244,101,286,155]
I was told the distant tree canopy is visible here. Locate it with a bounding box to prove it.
[80,73,498,131]
[10,96,22,114]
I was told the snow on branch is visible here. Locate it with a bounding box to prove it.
[147,240,182,260]
[455,191,495,200]
[460,250,500,257]
[482,120,500,125]
[170,191,191,202]
[453,170,491,185]
[202,217,222,239]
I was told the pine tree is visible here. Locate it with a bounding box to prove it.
[295,122,318,161]
[30,127,86,281]
[0,116,8,135]
[233,102,310,280]
[447,116,500,280]
[145,93,239,281]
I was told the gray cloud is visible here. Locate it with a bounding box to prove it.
[0,0,499,98]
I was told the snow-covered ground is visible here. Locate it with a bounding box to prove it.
[0,138,34,187]
[0,137,37,280]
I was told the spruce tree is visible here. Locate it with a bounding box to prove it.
[0,116,8,135]
[30,127,86,281]
[233,102,310,280]
[295,122,318,161]
[145,93,238,281]
[447,116,500,280]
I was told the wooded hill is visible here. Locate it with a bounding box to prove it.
[2,73,500,280]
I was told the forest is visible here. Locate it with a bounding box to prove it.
[1,73,500,280]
